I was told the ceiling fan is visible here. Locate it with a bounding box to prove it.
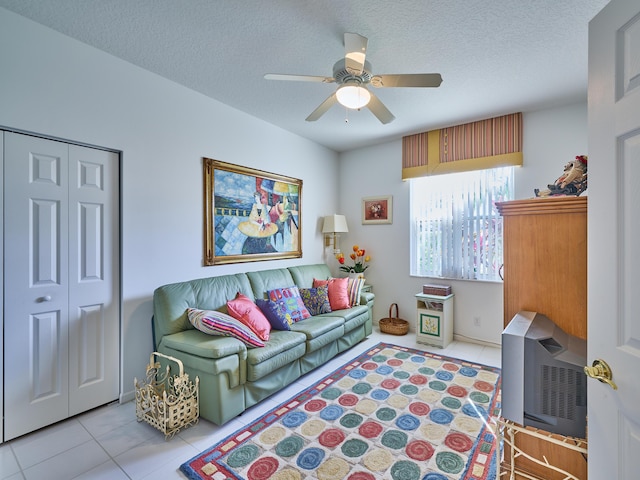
[264,33,442,124]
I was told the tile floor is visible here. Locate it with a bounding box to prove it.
[0,330,501,480]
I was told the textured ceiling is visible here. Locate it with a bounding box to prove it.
[0,0,609,152]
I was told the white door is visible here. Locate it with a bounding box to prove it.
[3,132,119,440]
[588,0,640,478]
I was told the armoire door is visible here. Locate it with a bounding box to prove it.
[3,132,119,440]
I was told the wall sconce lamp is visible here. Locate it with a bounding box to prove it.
[322,214,349,254]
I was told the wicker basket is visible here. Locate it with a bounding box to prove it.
[379,303,409,335]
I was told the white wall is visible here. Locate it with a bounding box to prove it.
[338,102,589,345]
[0,8,339,401]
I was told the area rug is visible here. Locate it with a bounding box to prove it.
[180,342,501,480]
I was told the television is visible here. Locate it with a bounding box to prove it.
[501,311,587,438]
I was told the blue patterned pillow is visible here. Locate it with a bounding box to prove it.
[187,308,265,348]
[299,285,332,316]
[265,286,311,322]
[256,298,292,330]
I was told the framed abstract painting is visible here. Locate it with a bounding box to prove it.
[203,158,302,265]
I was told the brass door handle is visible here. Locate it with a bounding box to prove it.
[584,359,618,390]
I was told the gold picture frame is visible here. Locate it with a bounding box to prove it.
[362,195,393,224]
[203,158,302,265]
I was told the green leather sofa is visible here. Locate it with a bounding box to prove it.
[152,263,374,425]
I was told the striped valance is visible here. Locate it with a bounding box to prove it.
[402,112,523,179]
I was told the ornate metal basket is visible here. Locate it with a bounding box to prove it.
[135,352,199,439]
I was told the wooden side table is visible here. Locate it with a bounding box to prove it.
[415,293,454,348]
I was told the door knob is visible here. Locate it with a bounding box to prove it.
[37,295,52,302]
[584,359,618,390]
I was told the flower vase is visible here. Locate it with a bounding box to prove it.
[348,272,364,281]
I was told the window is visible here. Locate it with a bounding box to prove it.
[410,167,514,281]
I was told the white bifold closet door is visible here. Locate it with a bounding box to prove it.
[3,132,119,440]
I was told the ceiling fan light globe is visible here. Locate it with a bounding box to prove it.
[336,85,371,109]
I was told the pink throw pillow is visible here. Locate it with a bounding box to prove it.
[226,292,271,341]
[313,277,351,310]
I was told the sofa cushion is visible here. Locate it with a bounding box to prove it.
[299,285,332,316]
[187,307,265,348]
[288,264,333,288]
[290,315,344,340]
[226,293,271,341]
[246,268,296,300]
[245,330,307,382]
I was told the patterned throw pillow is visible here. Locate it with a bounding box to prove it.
[186,308,265,348]
[226,292,271,341]
[256,298,292,330]
[313,277,350,310]
[265,286,311,323]
[347,277,365,306]
[299,285,332,316]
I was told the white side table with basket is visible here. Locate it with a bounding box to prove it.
[415,292,454,348]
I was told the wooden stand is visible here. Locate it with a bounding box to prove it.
[415,293,454,348]
[496,197,588,478]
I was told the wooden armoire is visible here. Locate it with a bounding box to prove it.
[496,196,588,480]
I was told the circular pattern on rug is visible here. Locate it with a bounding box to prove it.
[453,376,475,387]
[410,355,426,363]
[305,399,327,412]
[363,448,394,471]
[370,389,390,401]
[459,366,478,377]
[394,351,411,359]
[444,431,474,452]
[349,369,367,379]
[226,444,259,468]
[393,370,410,380]
[337,377,356,389]
[276,436,304,457]
[399,384,419,396]
[446,385,468,398]
[352,382,372,394]
[338,393,359,407]
[359,420,384,438]
[388,395,410,409]
[405,439,435,461]
[462,403,487,418]
[423,474,448,480]
[469,391,491,404]
[435,370,454,381]
[271,468,302,480]
[428,380,447,391]
[259,425,286,445]
[317,457,350,480]
[355,399,378,415]
[248,456,279,479]
[429,408,454,425]
[340,413,364,429]
[420,423,447,442]
[282,411,307,428]
[409,401,431,416]
[381,429,408,449]
[320,405,344,421]
[387,358,403,367]
[321,387,342,400]
[408,374,428,385]
[348,472,375,480]
[372,354,388,362]
[441,396,462,410]
[453,416,482,435]
[396,414,420,431]
[301,419,326,437]
[418,389,441,403]
[341,438,369,458]
[296,448,326,470]
[381,378,401,390]
[435,451,465,474]
[376,406,397,422]
[477,370,499,382]
[442,362,459,371]
[365,373,383,384]
[361,362,378,370]
[390,460,421,480]
[474,380,495,392]
[418,366,436,375]
[318,428,346,448]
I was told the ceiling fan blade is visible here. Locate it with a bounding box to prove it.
[305,93,338,122]
[371,73,443,88]
[264,73,334,83]
[344,32,368,75]
[367,92,395,124]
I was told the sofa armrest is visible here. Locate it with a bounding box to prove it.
[360,291,375,307]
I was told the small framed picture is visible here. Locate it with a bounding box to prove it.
[362,195,393,224]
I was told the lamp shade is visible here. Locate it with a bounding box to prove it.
[336,83,371,110]
[322,214,349,233]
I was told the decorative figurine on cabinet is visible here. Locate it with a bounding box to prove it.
[535,155,588,197]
